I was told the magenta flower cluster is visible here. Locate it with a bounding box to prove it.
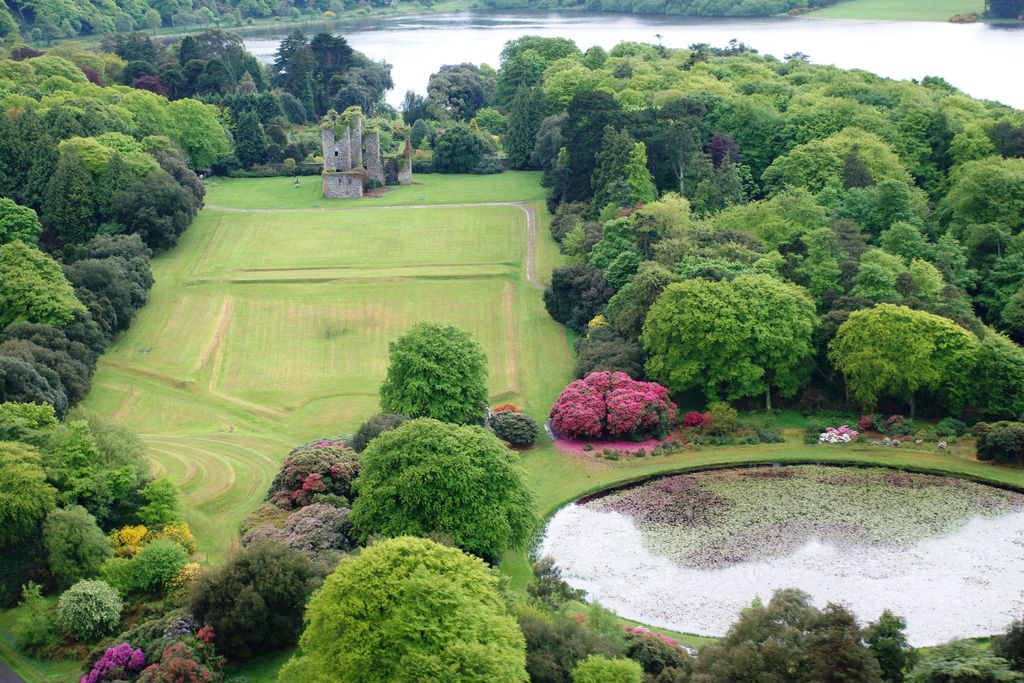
[550,371,677,440]
[81,643,145,683]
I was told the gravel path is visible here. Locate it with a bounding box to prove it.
[202,201,543,289]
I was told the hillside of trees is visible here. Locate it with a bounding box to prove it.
[417,36,1024,418]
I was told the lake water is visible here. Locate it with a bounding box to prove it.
[241,12,1024,109]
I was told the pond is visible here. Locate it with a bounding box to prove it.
[539,465,1024,645]
[241,12,1024,109]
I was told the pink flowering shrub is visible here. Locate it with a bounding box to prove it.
[81,643,145,683]
[267,441,360,509]
[682,411,711,429]
[624,625,680,648]
[858,414,876,432]
[550,371,677,440]
[819,425,859,444]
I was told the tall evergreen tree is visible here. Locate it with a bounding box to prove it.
[44,151,96,248]
[234,111,268,169]
[505,86,544,170]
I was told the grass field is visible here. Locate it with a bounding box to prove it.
[809,0,982,21]
[82,171,571,564]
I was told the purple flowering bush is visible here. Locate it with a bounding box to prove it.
[81,643,145,683]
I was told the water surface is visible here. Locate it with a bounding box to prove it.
[241,12,1024,108]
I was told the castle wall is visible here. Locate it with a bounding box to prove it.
[364,131,384,185]
[322,171,363,199]
[398,136,413,185]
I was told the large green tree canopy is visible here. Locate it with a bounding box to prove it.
[829,304,979,414]
[282,536,528,683]
[378,323,489,425]
[641,275,817,405]
[0,240,84,329]
[349,418,535,560]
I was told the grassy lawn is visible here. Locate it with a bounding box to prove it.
[809,0,982,21]
[0,601,80,683]
[203,171,545,210]
[82,174,572,565]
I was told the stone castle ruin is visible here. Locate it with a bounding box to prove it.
[321,109,413,199]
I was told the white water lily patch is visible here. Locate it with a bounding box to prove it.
[539,466,1024,645]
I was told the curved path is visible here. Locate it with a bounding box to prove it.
[203,201,543,289]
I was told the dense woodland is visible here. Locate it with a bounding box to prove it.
[411,37,1024,427]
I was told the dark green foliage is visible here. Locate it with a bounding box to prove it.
[527,557,585,609]
[489,410,540,447]
[434,124,487,173]
[189,541,313,662]
[864,610,915,683]
[506,86,546,170]
[0,338,90,406]
[234,110,269,169]
[558,91,624,204]
[574,326,645,379]
[379,323,489,425]
[352,413,410,453]
[693,589,883,683]
[349,419,535,560]
[110,171,198,251]
[43,150,97,247]
[625,630,693,681]
[427,63,487,121]
[43,505,113,589]
[993,618,1024,672]
[935,417,967,437]
[0,356,67,419]
[517,607,624,683]
[974,421,1024,466]
[544,264,615,334]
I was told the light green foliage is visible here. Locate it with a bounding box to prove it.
[12,582,60,655]
[589,218,641,289]
[711,188,827,249]
[907,640,1021,683]
[350,419,535,559]
[43,420,139,525]
[879,222,934,262]
[796,227,842,306]
[571,655,643,683]
[973,330,1024,420]
[591,128,656,215]
[43,505,113,589]
[0,199,43,246]
[379,323,489,425]
[908,259,944,302]
[56,579,122,642]
[138,478,182,527]
[0,240,84,329]
[128,538,189,595]
[282,536,528,683]
[166,99,231,169]
[763,127,911,195]
[0,441,56,547]
[642,275,817,403]
[473,107,508,135]
[851,248,908,303]
[0,402,57,431]
[942,157,1024,234]
[829,304,979,412]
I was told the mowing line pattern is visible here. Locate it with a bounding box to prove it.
[84,191,572,563]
